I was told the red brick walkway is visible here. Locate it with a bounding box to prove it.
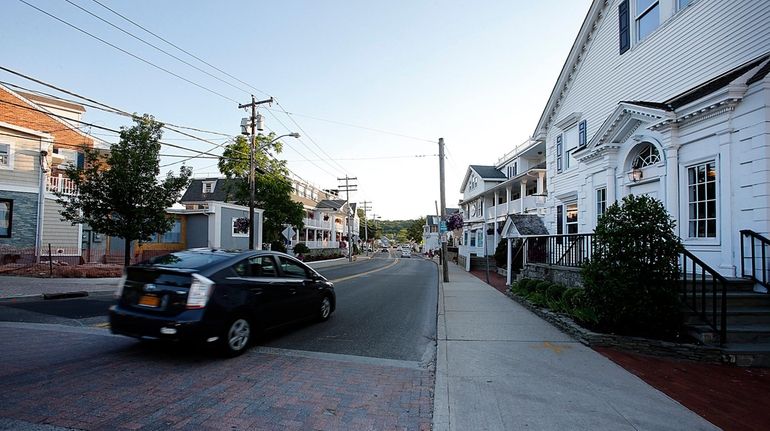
[469,269,770,431]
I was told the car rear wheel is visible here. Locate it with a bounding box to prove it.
[318,296,332,322]
[221,316,251,357]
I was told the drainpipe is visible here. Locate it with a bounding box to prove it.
[35,146,49,263]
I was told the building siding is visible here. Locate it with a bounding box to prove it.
[186,214,209,248]
[41,198,79,250]
[0,190,38,248]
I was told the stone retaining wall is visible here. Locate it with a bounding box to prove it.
[507,291,725,363]
[520,263,583,288]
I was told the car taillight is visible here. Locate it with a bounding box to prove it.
[115,275,126,299]
[187,273,214,309]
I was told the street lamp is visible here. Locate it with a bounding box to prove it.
[247,131,300,250]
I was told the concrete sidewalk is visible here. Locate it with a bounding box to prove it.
[0,276,119,300]
[432,263,718,431]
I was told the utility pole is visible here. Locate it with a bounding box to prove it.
[438,138,449,282]
[337,175,358,262]
[360,200,371,255]
[238,95,273,250]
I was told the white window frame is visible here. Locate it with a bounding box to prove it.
[565,202,579,234]
[202,181,215,194]
[596,187,607,224]
[685,159,718,241]
[232,216,250,238]
[0,142,14,170]
[635,0,661,42]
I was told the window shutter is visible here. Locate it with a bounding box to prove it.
[578,120,587,147]
[76,152,84,169]
[619,0,630,54]
[556,205,564,235]
[556,135,563,173]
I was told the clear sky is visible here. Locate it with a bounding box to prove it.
[1,0,592,220]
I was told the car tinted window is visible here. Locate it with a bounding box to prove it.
[142,251,231,269]
[233,256,278,277]
[278,256,310,279]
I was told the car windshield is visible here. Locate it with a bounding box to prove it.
[141,251,232,269]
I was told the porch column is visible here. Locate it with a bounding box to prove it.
[717,127,736,276]
[506,186,512,214]
[493,190,499,249]
[537,172,545,194]
[520,180,527,213]
[506,238,512,285]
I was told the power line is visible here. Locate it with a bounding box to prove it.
[62,0,253,97]
[88,0,273,98]
[18,0,239,103]
[268,108,435,143]
[286,154,437,162]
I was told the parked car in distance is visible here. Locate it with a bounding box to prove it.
[109,248,335,356]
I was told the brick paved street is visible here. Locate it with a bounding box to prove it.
[0,323,433,431]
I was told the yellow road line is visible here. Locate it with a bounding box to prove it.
[330,258,401,283]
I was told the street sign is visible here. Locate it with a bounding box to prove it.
[282,227,295,240]
[439,221,447,233]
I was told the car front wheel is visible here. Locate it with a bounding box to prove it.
[221,316,251,357]
[318,296,332,322]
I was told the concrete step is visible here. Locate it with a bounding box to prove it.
[689,323,770,344]
[721,342,770,367]
[683,291,770,309]
[681,276,756,292]
[683,308,770,326]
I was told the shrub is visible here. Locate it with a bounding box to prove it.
[293,242,310,255]
[518,278,532,292]
[581,194,682,337]
[545,283,566,301]
[561,288,582,309]
[533,280,553,294]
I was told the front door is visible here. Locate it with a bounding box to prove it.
[628,180,659,200]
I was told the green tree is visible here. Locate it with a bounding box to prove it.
[217,134,305,243]
[581,194,683,337]
[407,217,425,243]
[396,229,409,243]
[57,115,192,266]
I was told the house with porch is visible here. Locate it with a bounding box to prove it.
[457,139,547,270]
[533,0,769,280]
[0,84,104,261]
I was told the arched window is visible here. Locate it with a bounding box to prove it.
[632,144,660,169]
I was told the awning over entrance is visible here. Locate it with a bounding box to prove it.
[501,214,548,238]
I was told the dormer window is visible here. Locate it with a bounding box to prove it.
[202,181,215,194]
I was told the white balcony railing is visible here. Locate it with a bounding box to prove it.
[46,174,77,195]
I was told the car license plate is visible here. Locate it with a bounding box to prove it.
[138,294,160,307]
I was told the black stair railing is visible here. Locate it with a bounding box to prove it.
[524,233,595,268]
[740,229,769,290]
[680,249,728,345]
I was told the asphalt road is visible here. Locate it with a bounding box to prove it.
[0,252,438,361]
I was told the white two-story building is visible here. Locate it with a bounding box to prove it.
[535,0,770,276]
[458,139,547,267]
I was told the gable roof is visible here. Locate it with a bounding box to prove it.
[501,214,549,238]
[181,178,232,203]
[0,84,95,148]
[459,165,507,192]
[533,0,606,140]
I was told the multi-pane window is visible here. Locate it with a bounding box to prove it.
[161,220,182,243]
[507,162,517,178]
[687,161,717,238]
[636,0,660,41]
[0,199,11,238]
[566,203,579,234]
[596,188,607,223]
[202,181,215,193]
[0,144,9,168]
[633,143,660,168]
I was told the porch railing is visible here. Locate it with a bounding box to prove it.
[680,248,728,345]
[523,233,595,268]
[740,229,769,290]
[46,174,77,195]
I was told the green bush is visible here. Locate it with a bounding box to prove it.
[293,242,310,255]
[581,194,682,337]
[518,278,532,292]
[533,280,552,294]
[545,283,566,301]
[561,288,582,309]
[525,291,547,307]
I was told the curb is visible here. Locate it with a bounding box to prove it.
[42,291,89,300]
